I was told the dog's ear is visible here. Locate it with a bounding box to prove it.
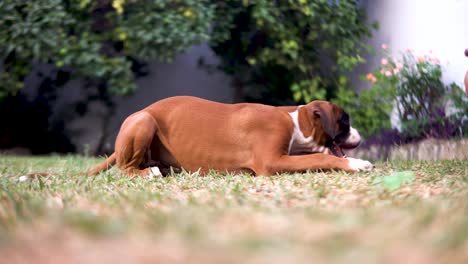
[312,106,337,140]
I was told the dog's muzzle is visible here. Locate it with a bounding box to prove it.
[329,127,361,158]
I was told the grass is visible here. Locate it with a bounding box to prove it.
[0,155,467,263]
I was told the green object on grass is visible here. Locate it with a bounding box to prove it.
[373,171,415,191]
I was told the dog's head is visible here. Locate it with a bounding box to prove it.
[301,100,361,157]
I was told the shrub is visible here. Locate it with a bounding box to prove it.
[209,0,376,105]
[333,83,393,138]
[0,0,216,98]
[341,44,467,140]
[0,0,219,153]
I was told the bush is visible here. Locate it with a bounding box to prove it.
[333,84,393,138]
[209,0,376,105]
[339,44,467,140]
[0,0,219,153]
[0,0,216,98]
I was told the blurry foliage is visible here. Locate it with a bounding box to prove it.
[1,0,463,153]
[342,46,467,140]
[0,0,217,153]
[209,0,376,104]
[333,83,394,138]
[0,0,215,98]
[0,0,375,104]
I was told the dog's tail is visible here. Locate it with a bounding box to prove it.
[18,153,117,181]
[86,152,116,176]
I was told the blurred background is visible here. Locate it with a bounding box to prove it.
[0,0,466,158]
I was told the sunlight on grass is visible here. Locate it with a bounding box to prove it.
[0,156,467,263]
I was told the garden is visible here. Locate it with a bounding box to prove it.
[0,1,467,263]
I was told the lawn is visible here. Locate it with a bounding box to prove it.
[0,156,467,263]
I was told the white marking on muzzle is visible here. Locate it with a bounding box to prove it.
[344,127,361,146]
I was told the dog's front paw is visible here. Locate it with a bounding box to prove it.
[346,158,374,172]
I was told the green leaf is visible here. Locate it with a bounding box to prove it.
[373,171,415,191]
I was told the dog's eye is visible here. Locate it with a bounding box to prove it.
[334,114,350,143]
[339,113,350,127]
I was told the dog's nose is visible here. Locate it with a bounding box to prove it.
[340,140,360,149]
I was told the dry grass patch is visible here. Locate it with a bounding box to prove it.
[0,156,467,263]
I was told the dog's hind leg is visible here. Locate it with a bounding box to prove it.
[114,111,162,178]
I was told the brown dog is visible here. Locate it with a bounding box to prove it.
[83,96,373,178]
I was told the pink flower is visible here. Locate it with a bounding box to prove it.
[381,58,389,65]
[385,70,392,77]
[396,62,404,69]
[366,73,377,83]
[430,57,440,64]
[381,43,389,50]
[393,68,400,75]
[416,56,425,63]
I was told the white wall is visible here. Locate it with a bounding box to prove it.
[362,0,468,86]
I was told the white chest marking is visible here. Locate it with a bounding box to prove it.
[288,107,327,155]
